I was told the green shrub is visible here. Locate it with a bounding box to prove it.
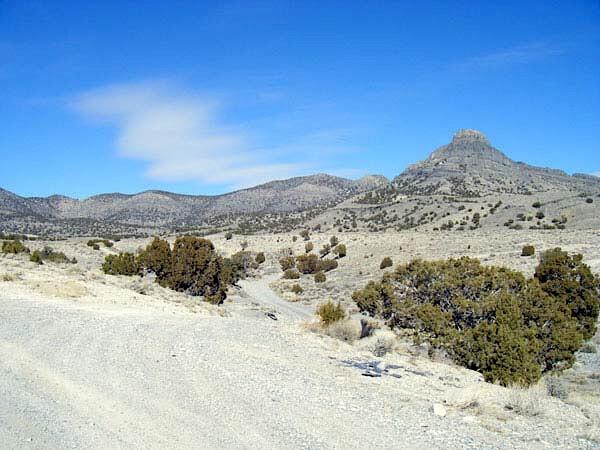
[165,237,225,304]
[225,232,233,240]
[536,211,545,220]
[2,240,29,254]
[296,253,320,274]
[102,236,229,304]
[521,245,535,257]
[299,230,310,241]
[319,243,331,257]
[534,248,600,340]
[87,239,113,248]
[314,271,326,283]
[316,301,345,325]
[138,237,172,281]
[317,258,338,272]
[532,201,541,208]
[30,251,43,265]
[380,257,393,269]
[279,256,295,271]
[586,198,593,204]
[352,254,599,386]
[305,242,314,253]
[333,243,346,258]
[330,236,339,247]
[291,284,303,294]
[37,246,72,264]
[102,253,139,276]
[255,252,265,264]
[283,269,300,279]
[351,280,395,317]
[221,251,255,285]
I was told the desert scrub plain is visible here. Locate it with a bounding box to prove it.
[0,229,599,449]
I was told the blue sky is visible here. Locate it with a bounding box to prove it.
[1,0,599,198]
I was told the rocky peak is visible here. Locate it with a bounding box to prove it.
[393,129,600,197]
[451,129,490,145]
[427,129,510,166]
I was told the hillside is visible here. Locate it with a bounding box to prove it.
[1,130,599,237]
[393,129,599,196]
[309,130,600,233]
[0,174,388,236]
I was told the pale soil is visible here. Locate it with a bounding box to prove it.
[0,229,599,449]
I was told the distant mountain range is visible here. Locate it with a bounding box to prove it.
[0,174,389,235]
[1,130,598,236]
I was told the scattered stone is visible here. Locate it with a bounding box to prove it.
[432,403,447,417]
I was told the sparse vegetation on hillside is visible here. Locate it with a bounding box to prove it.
[352,252,600,386]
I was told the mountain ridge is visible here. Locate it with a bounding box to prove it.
[0,173,390,230]
[2,129,599,236]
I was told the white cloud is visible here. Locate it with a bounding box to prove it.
[73,81,314,189]
[452,42,564,73]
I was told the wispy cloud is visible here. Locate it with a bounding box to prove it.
[452,42,564,73]
[72,81,332,189]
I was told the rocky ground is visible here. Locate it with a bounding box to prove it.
[0,230,599,449]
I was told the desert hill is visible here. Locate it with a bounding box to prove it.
[310,130,600,233]
[0,174,388,236]
[1,130,599,237]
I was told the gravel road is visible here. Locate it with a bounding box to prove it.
[237,274,312,320]
[0,281,596,449]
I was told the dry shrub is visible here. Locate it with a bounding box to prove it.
[283,269,300,279]
[325,319,360,342]
[279,256,295,271]
[314,271,326,283]
[370,335,396,357]
[35,281,88,299]
[290,284,303,294]
[504,384,546,417]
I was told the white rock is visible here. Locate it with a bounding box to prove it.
[432,403,447,417]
